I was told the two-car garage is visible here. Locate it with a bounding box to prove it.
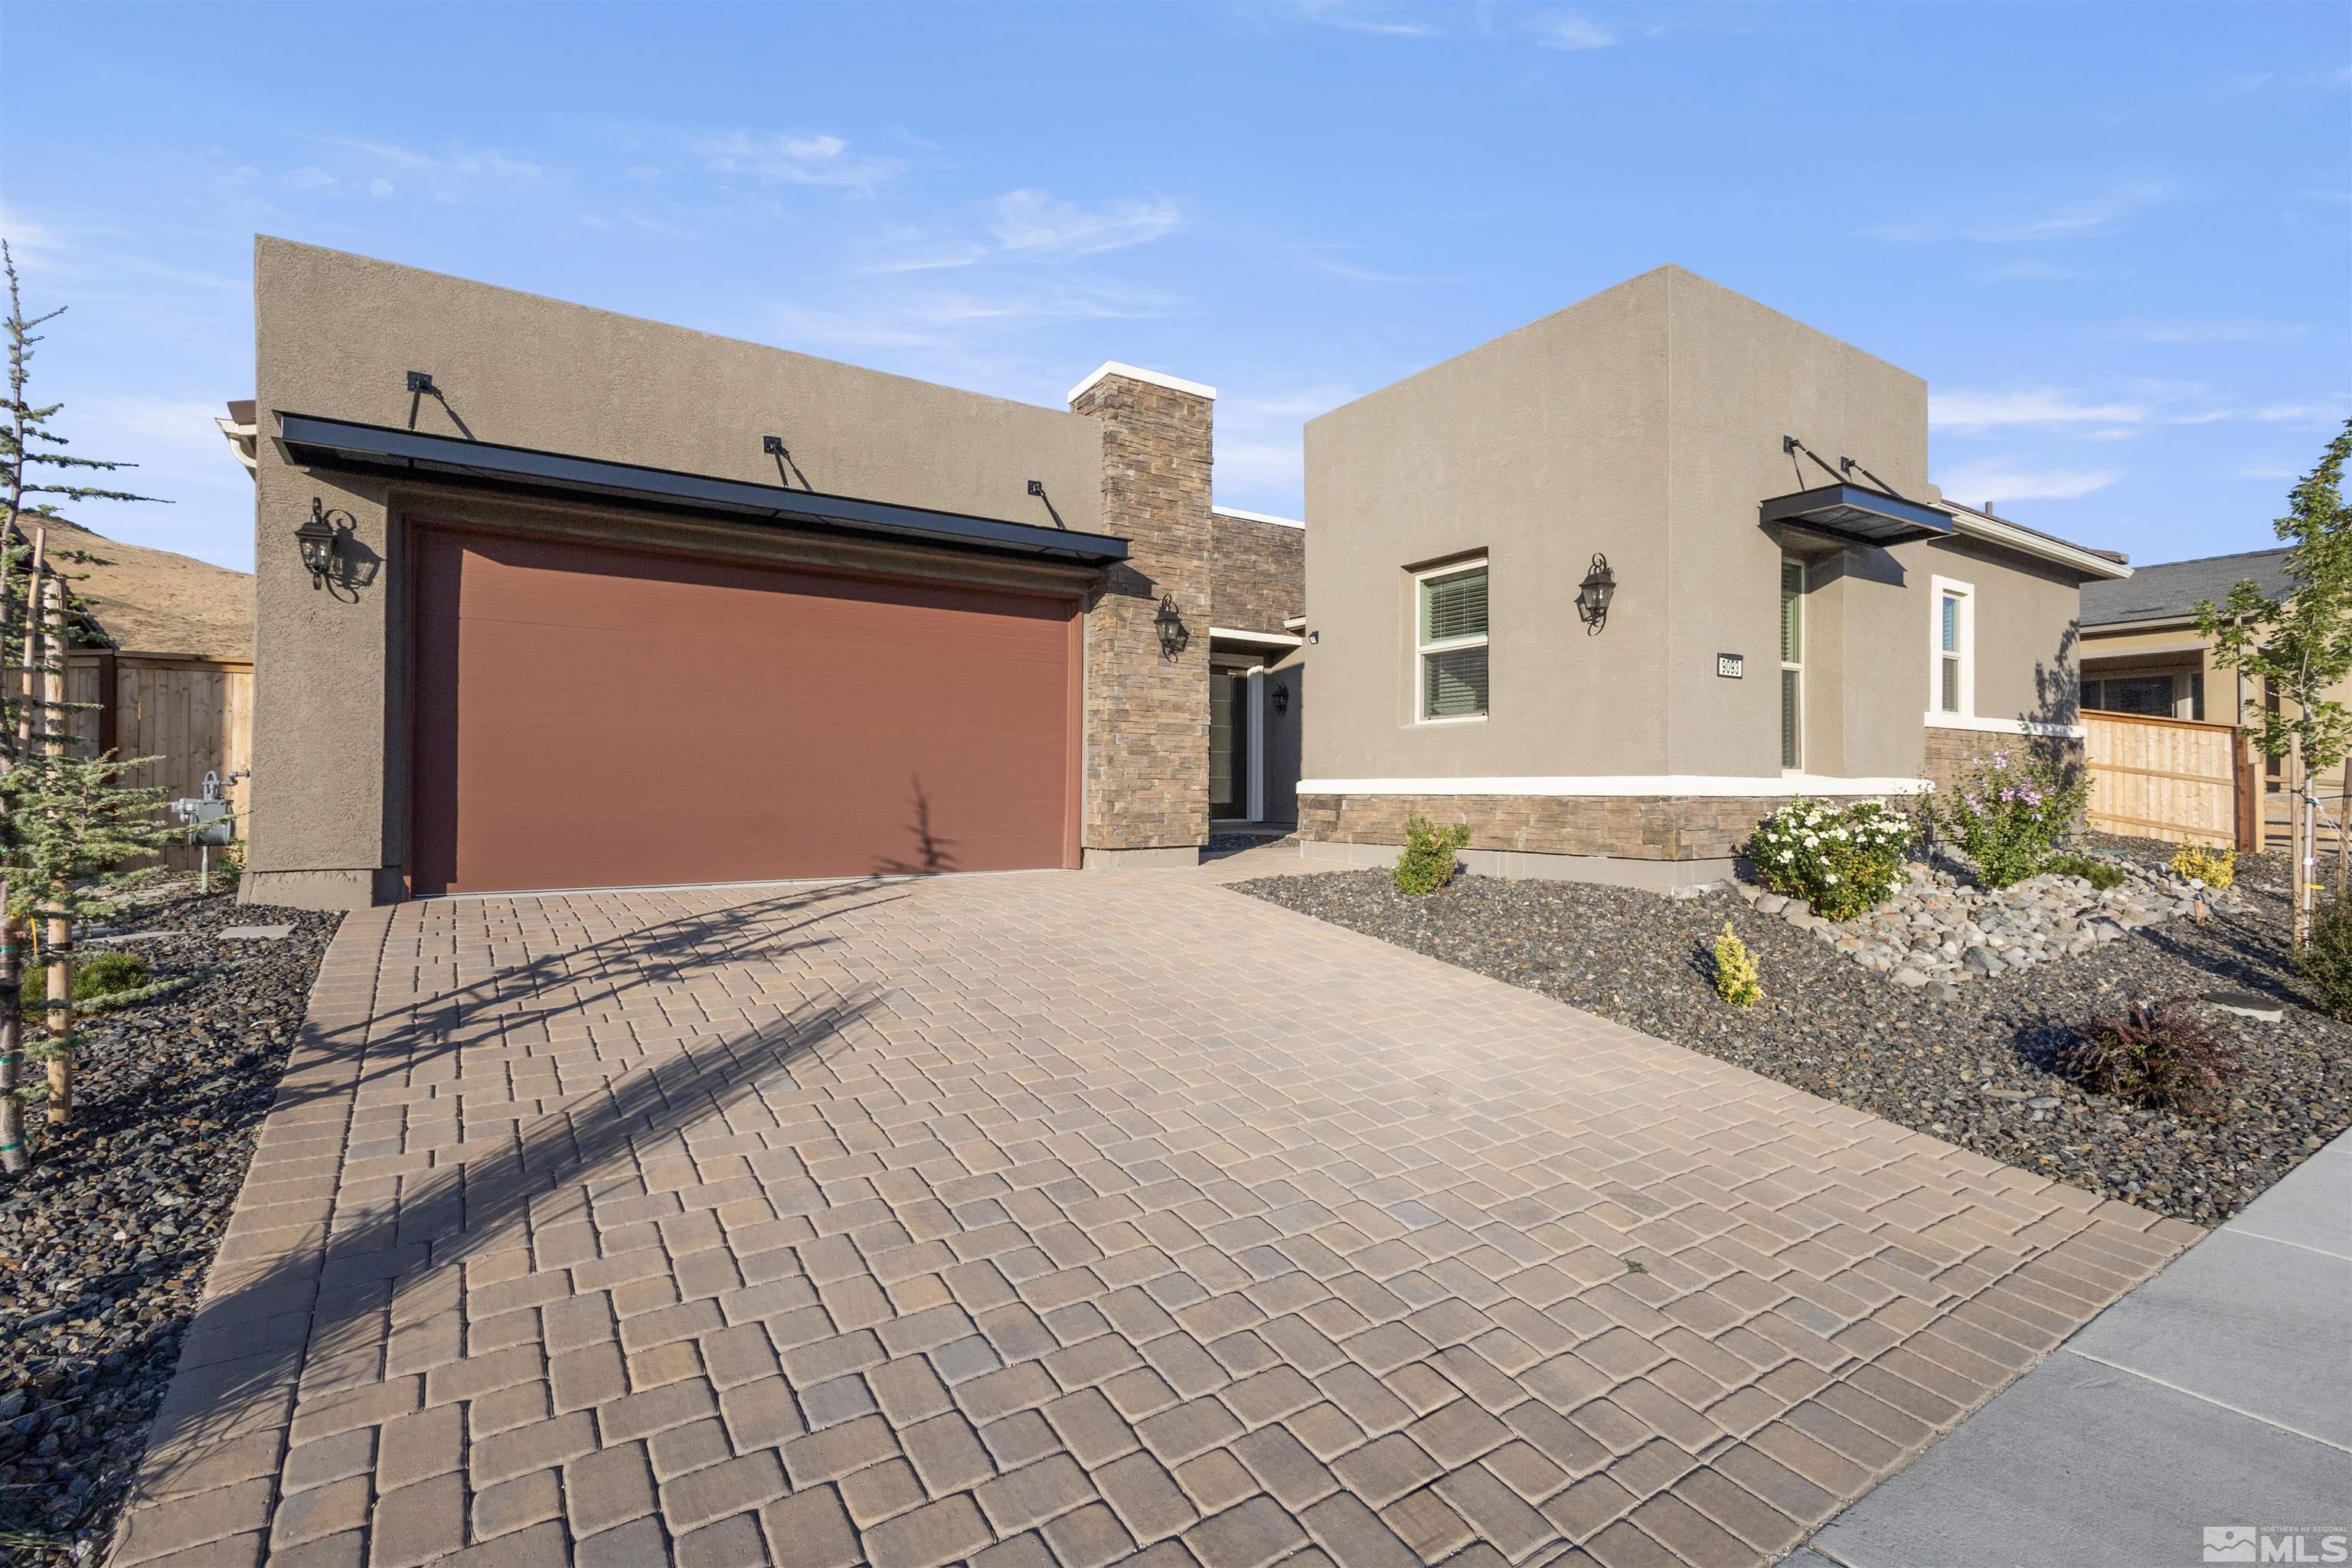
[406,523,1083,896]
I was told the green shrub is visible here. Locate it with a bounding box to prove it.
[1393,815,1472,897]
[1746,799,1912,921]
[73,950,149,1002]
[1936,748,2086,888]
[2058,997,2244,1117]
[2300,895,2352,1021]
[1712,923,1762,1008]
[2045,851,2126,890]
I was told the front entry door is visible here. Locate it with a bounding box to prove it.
[1210,669,1252,819]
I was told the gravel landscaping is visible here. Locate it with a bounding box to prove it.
[0,887,338,1564]
[1240,836,2350,1231]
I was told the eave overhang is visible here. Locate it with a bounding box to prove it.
[1759,483,1954,547]
[274,412,1131,566]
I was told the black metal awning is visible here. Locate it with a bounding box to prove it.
[1759,482,1952,547]
[275,412,1130,565]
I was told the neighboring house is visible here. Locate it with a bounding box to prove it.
[9,516,256,870]
[2079,548,2292,724]
[2082,547,2348,802]
[236,240,1302,908]
[1295,265,2131,890]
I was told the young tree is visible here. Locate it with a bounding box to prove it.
[2197,419,2352,947]
[0,238,165,1167]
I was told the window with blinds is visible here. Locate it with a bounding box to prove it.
[1935,580,1972,717]
[1417,561,1490,720]
[1780,559,1803,769]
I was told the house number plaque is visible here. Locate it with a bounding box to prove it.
[1717,653,1744,678]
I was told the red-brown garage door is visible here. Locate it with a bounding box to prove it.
[410,524,1080,895]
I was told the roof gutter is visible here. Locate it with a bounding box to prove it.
[1936,503,2132,581]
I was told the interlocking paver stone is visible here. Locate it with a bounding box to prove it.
[121,874,2194,1565]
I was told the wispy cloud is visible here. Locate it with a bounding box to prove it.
[2115,318,2308,345]
[1292,0,1439,37]
[990,189,1183,256]
[1290,244,1435,284]
[2215,63,2352,93]
[1526,9,1616,49]
[1870,182,2170,244]
[1936,461,2123,504]
[1932,389,2151,433]
[697,130,900,193]
[334,139,543,184]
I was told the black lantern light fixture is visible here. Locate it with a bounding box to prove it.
[1271,681,1290,715]
[1154,593,1189,660]
[296,498,347,590]
[1574,551,1615,635]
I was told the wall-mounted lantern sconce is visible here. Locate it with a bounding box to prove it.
[1154,593,1189,660]
[1574,552,1615,635]
[296,498,347,590]
[1271,681,1290,715]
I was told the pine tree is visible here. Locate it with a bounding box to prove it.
[0,238,167,1167]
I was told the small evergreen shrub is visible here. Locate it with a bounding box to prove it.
[73,951,150,1002]
[1746,799,1912,920]
[1936,748,2087,888]
[1393,816,1472,897]
[2045,851,2126,890]
[2171,842,2236,890]
[2299,895,2352,1021]
[1712,923,1762,1008]
[2058,997,2245,1117]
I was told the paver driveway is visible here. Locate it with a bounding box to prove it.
[112,871,2199,1568]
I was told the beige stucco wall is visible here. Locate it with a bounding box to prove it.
[1301,265,2094,799]
[248,237,1105,906]
[1302,268,1674,780]
[1657,270,1933,780]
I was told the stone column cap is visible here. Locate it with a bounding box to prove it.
[1068,361,1217,406]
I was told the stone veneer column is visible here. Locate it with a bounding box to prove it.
[1070,365,1214,866]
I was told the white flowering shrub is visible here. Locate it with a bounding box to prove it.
[1746,798,1913,920]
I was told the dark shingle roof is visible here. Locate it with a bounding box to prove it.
[2080,547,2292,629]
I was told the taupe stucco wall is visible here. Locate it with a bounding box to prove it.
[1909,534,2082,729]
[1302,268,1674,780]
[248,238,1104,906]
[1301,264,2089,791]
[1658,270,1931,781]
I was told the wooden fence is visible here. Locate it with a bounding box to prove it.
[64,652,254,874]
[2082,708,2256,850]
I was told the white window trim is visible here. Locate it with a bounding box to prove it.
[1414,557,1490,725]
[1781,557,1805,774]
[1929,575,1975,722]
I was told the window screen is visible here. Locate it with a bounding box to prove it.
[1418,564,1491,721]
[1421,567,1488,643]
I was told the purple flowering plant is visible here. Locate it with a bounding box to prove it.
[1936,747,2087,887]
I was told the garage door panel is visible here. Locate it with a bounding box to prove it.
[411,526,1076,894]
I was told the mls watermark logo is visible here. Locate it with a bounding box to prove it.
[2207,1526,2351,1563]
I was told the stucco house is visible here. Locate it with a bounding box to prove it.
[239,245,2124,906]
[1292,266,2131,889]
[238,239,1303,907]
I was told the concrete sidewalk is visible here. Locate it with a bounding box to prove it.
[1794,1126,2352,1568]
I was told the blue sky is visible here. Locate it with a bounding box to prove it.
[2,1,2345,573]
